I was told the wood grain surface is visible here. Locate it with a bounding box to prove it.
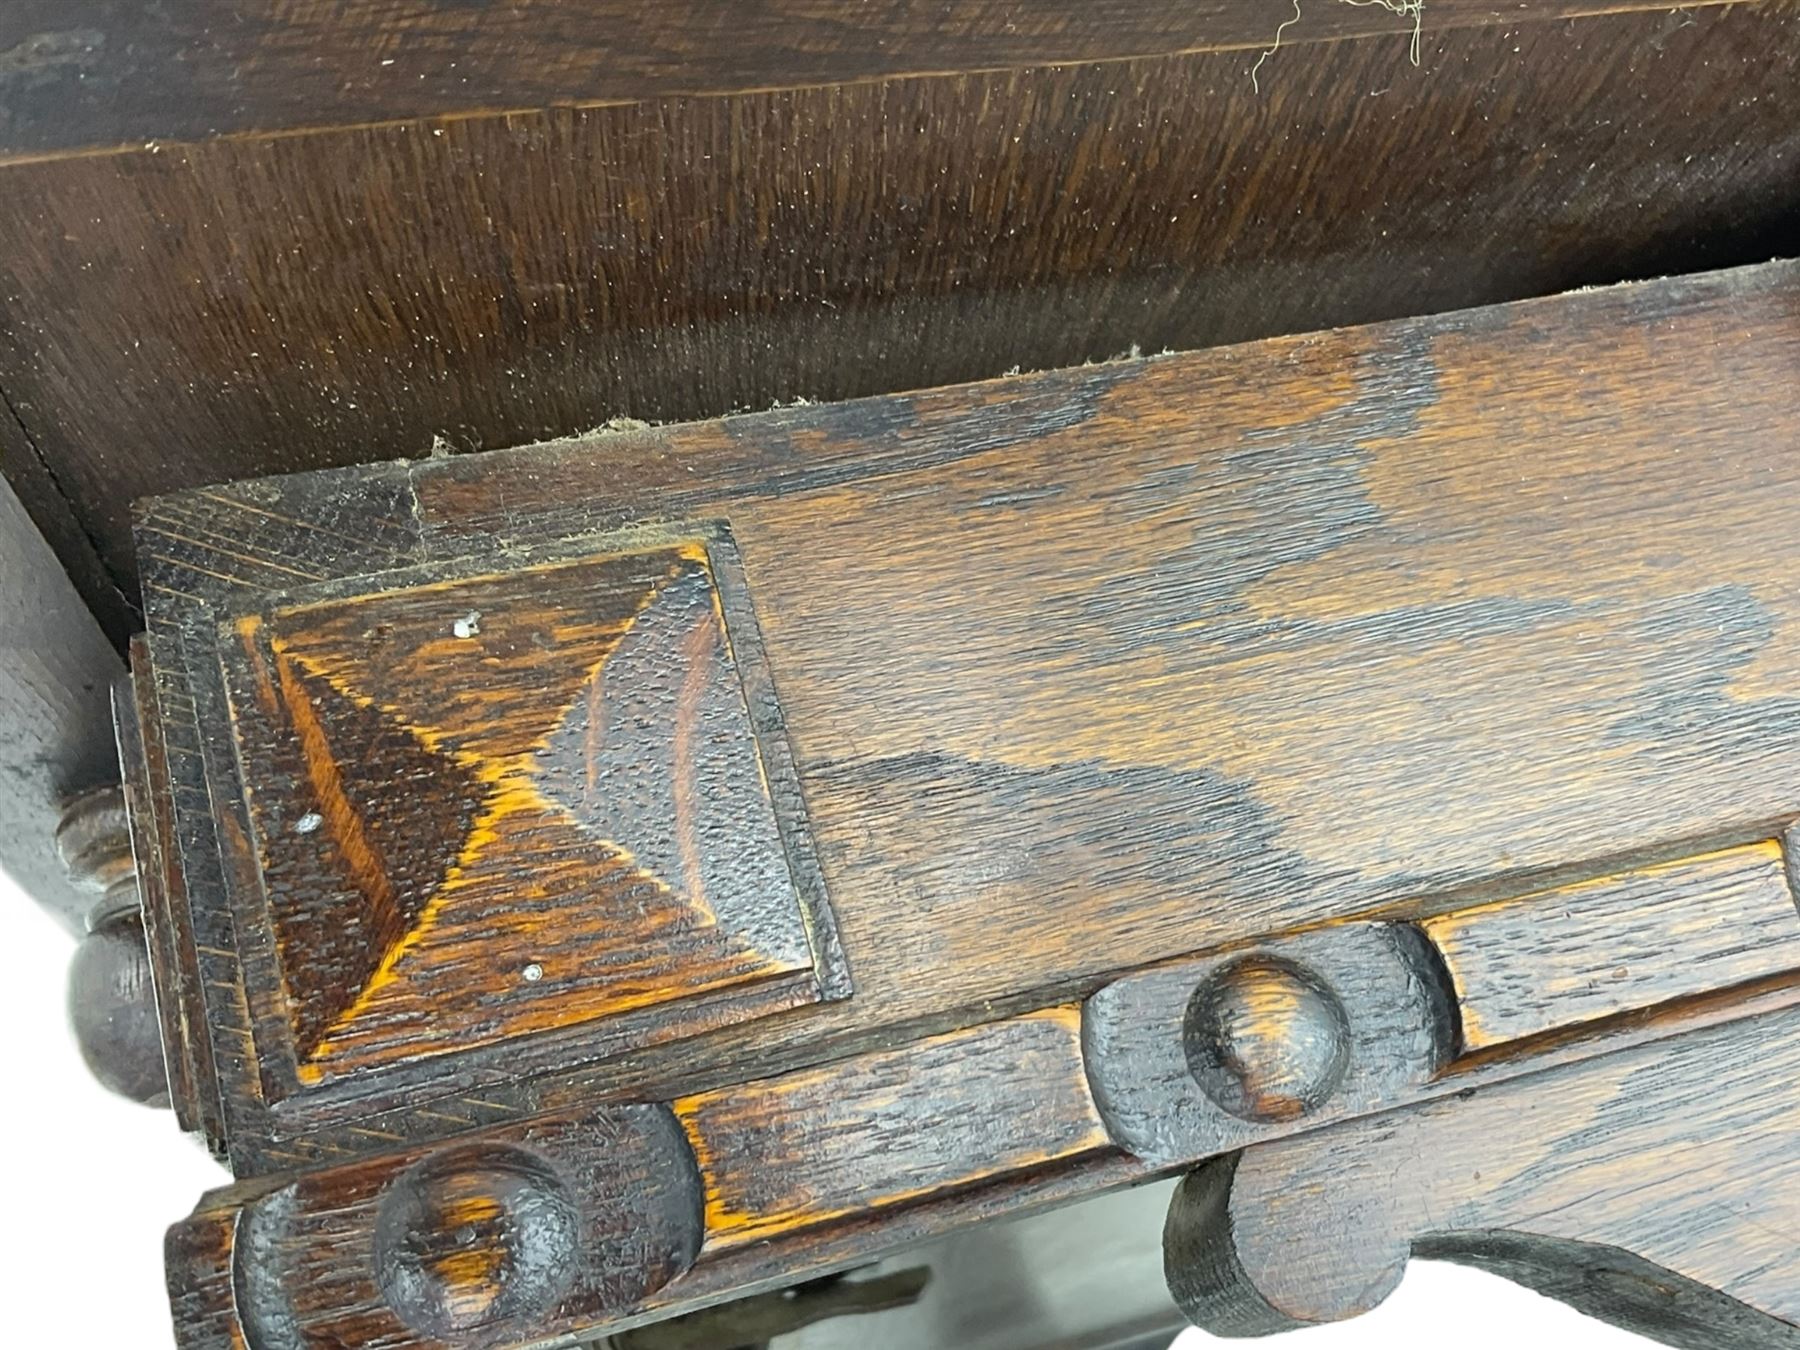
[5,2,1796,629]
[166,1009,1133,1349]
[178,1103,706,1350]
[135,260,1800,1169]
[217,532,844,1096]
[1082,926,1451,1164]
[0,0,1761,159]
[163,913,1800,1350]
[1084,837,1800,1167]
[9,5,1795,1340]
[1421,843,1800,1050]
[676,1008,1111,1252]
[120,645,224,1140]
[1166,1004,1800,1346]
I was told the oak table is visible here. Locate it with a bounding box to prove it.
[2,6,1798,1347]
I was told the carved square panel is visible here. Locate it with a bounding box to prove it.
[216,529,846,1100]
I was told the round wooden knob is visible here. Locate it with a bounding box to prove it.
[375,1145,580,1337]
[68,911,170,1107]
[1184,957,1350,1123]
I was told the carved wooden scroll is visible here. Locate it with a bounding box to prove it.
[128,260,1800,1348]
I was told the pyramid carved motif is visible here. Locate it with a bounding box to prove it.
[228,541,825,1084]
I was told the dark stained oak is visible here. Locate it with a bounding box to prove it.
[120,646,223,1139]
[186,1103,706,1349]
[164,882,1800,1349]
[133,260,1800,1168]
[673,1008,1110,1252]
[0,0,1759,159]
[4,2,1797,1341]
[1085,838,1800,1165]
[130,262,1800,1348]
[217,530,844,1096]
[1166,1005,1800,1347]
[3,3,1797,629]
[165,1010,1135,1349]
[1183,958,1353,1124]
[1419,842,1800,1050]
[1083,926,1451,1165]
[0,389,133,647]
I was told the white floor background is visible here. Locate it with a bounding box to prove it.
[0,868,1658,1349]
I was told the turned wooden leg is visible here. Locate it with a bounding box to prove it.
[0,476,122,936]
[2,474,171,1106]
[58,785,169,1107]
